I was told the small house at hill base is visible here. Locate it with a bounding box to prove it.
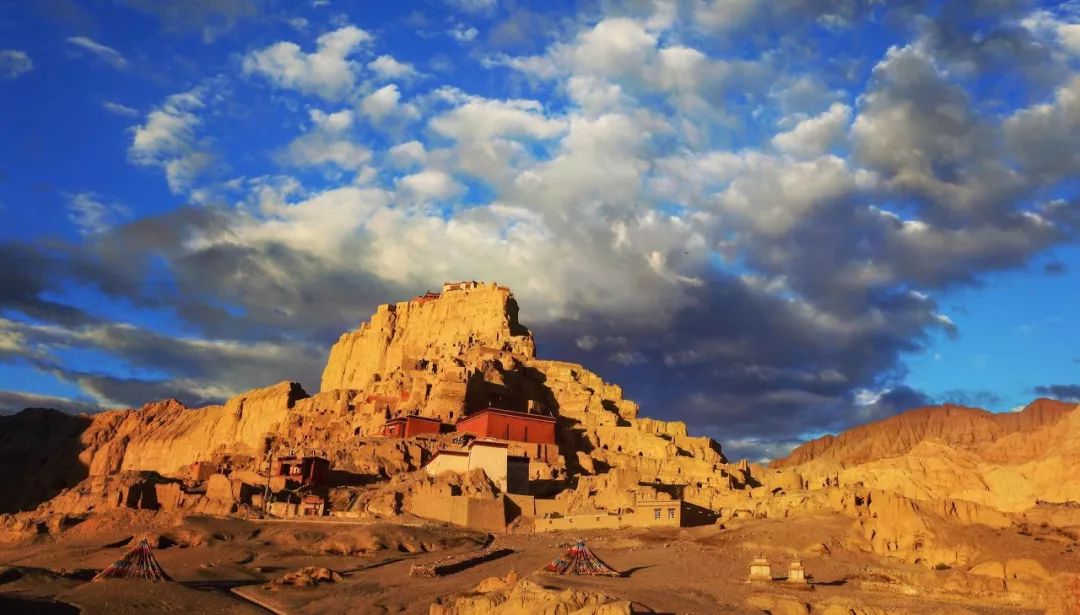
[628,498,681,527]
[455,408,556,444]
[269,494,326,518]
[380,415,445,438]
[530,493,683,533]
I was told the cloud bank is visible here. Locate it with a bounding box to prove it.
[2,1,1079,460]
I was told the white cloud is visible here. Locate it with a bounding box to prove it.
[102,101,139,117]
[205,185,390,263]
[397,169,463,200]
[281,108,371,170]
[164,153,214,195]
[449,24,479,42]
[63,191,131,236]
[693,0,758,32]
[772,75,846,118]
[500,17,745,115]
[569,18,657,79]
[389,140,426,166]
[66,36,128,69]
[716,152,864,236]
[360,83,407,120]
[656,46,708,92]
[772,103,852,158]
[1061,24,1080,55]
[367,54,418,80]
[1004,76,1080,182]
[575,335,597,350]
[430,96,564,141]
[0,50,32,79]
[130,90,202,160]
[1021,10,1080,57]
[610,350,647,365]
[243,25,372,100]
[0,318,35,358]
[128,88,211,193]
[496,18,660,85]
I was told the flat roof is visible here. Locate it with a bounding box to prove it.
[383,415,444,425]
[457,407,556,424]
[468,439,510,449]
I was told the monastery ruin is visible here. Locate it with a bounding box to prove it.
[3,281,807,535]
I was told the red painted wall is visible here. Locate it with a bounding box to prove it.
[381,417,443,438]
[302,457,329,485]
[275,457,329,485]
[404,417,443,437]
[456,410,556,444]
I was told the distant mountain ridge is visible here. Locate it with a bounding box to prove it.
[771,398,1080,512]
[772,398,1076,468]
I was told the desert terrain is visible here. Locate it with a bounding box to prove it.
[1,283,1078,614]
[2,507,1077,614]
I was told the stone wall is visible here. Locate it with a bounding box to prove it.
[534,513,621,532]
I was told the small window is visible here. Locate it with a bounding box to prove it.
[668,508,675,519]
[653,508,661,520]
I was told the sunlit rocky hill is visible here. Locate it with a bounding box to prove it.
[2,282,1079,614]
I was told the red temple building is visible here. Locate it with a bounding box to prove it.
[274,455,330,486]
[454,408,557,444]
[412,291,442,304]
[380,415,445,438]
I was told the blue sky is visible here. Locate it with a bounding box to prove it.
[1,0,1079,460]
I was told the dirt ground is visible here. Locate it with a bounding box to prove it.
[0,511,1074,614]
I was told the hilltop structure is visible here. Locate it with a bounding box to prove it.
[2,279,1079,605]
[0,282,780,532]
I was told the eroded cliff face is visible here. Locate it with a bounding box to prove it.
[0,383,309,511]
[321,282,534,396]
[117,382,308,475]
